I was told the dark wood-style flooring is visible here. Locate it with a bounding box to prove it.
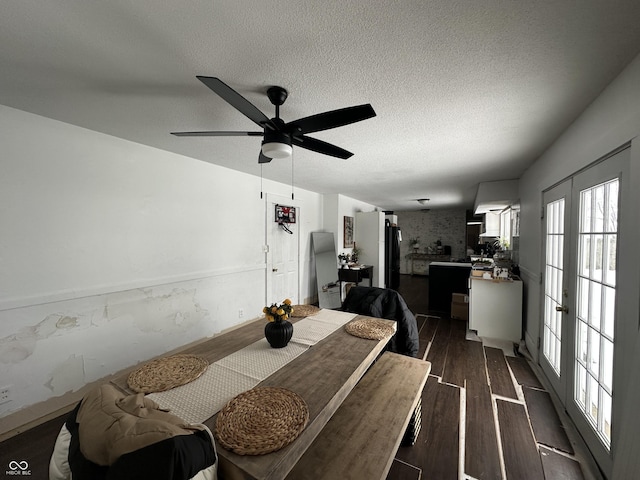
[387,274,587,480]
[1,274,588,480]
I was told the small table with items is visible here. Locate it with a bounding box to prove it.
[337,265,373,300]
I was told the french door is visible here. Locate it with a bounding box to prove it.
[540,179,572,398]
[540,147,629,476]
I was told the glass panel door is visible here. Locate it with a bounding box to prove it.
[544,198,565,374]
[540,180,572,400]
[574,179,618,449]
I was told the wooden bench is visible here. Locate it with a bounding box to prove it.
[285,351,431,480]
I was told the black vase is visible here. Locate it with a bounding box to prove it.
[264,320,293,348]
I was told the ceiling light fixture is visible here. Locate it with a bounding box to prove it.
[417,198,430,205]
[261,142,292,159]
[261,127,293,159]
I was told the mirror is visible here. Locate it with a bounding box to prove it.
[311,232,341,309]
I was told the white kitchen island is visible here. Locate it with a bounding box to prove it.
[468,275,523,343]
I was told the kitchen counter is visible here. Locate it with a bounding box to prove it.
[405,253,451,275]
[428,262,472,312]
[430,261,472,268]
[469,275,523,342]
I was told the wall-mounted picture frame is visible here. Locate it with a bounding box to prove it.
[275,204,296,223]
[344,216,354,248]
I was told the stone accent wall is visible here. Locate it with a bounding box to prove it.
[396,209,467,274]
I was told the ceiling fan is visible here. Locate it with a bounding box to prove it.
[171,77,376,164]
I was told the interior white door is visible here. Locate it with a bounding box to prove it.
[540,147,629,476]
[266,195,300,305]
[354,211,385,287]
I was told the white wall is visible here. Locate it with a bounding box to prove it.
[518,53,640,478]
[355,211,385,287]
[0,105,323,426]
[320,194,381,296]
[322,194,379,259]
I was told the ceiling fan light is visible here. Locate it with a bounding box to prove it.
[261,142,292,159]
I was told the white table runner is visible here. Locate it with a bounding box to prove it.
[148,364,258,424]
[215,339,309,380]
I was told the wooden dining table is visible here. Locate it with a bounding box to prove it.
[111,311,429,480]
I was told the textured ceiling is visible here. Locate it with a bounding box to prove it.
[2,1,640,211]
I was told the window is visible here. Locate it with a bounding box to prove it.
[500,208,511,247]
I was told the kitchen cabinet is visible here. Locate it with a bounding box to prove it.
[480,211,501,238]
[428,262,472,312]
[469,276,522,342]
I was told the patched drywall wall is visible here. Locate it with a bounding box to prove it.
[0,265,267,418]
[47,354,85,396]
[0,106,324,423]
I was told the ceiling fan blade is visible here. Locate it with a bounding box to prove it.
[259,151,273,164]
[286,104,376,135]
[196,76,276,131]
[292,135,353,159]
[171,131,263,137]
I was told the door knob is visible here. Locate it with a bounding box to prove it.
[272,268,278,272]
[555,305,569,314]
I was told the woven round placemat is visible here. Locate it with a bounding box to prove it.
[290,304,321,318]
[215,387,309,456]
[127,354,209,393]
[345,318,395,340]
